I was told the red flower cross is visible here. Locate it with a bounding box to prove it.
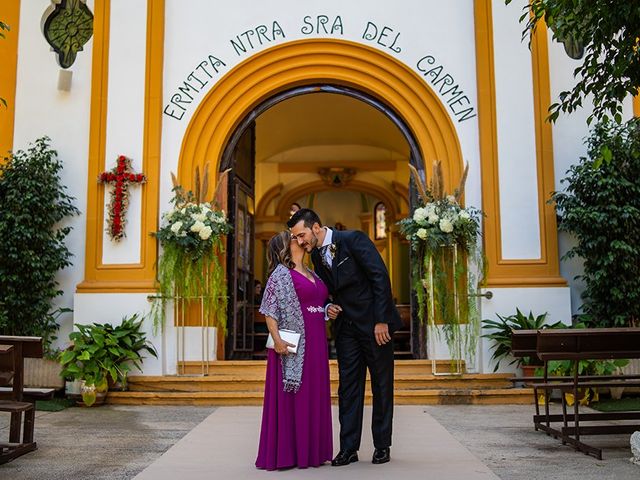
[98,155,146,241]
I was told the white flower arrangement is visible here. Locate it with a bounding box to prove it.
[401,196,480,249]
[158,202,230,254]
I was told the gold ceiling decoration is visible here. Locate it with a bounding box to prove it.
[317,167,357,188]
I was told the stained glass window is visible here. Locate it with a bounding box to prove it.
[374,202,387,240]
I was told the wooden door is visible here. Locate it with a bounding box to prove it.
[225,124,256,359]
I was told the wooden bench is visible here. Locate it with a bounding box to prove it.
[0,342,37,464]
[526,328,640,459]
[0,387,55,401]
[0,335,55,402]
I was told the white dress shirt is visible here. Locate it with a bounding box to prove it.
[320,227,334,267]
[320,227,334,321]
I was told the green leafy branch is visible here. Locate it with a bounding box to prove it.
[508,0,640,125]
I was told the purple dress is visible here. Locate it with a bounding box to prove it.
[255,269,333,470]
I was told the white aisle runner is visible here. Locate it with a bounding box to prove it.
[134,405,499,480]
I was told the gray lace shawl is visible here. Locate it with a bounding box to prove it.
[259,264,306,393]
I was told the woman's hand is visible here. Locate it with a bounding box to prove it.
[327,304,342,320]
[274,337,295,355]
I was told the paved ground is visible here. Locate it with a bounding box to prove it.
[1,404,638,479]
[425,404,639,480]
[0,406,214,480]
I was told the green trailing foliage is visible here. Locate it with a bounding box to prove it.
[0,137,79,355]
[154,237,227,332]
[552,119,640,328]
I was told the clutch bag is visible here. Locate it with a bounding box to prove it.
[266,329,301,354]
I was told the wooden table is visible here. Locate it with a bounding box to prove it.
[0,336,43,402]
[0,336,43,464]
[533,328,640,459]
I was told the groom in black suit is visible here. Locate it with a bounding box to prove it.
[288,209,402,466]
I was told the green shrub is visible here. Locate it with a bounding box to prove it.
[0,137,79,353]
[552,119,640,327]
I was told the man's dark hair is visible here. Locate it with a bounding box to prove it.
[287,208,322,229]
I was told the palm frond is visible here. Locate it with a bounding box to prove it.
[212,168,231,205]
[194,166,201,205]
[200,162,210,204]
[455,162,469,202]
[408,164,430,205]
[430,161,443,199]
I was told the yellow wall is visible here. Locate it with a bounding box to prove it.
[78,0,164,292]
[0,0,20,159]
[474,0,564,287]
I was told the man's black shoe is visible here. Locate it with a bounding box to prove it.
[372,447,390,464]
[331,450,359,466]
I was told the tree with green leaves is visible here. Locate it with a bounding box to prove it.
[0,137,80,354]
[552,119,640,328]
[509,0,640,124]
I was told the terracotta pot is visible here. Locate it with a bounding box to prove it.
[521,365,540,378]
[520,365,542,388]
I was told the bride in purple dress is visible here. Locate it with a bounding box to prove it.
[255,231,334,470]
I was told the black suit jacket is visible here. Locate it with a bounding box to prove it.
[311,229,403,335]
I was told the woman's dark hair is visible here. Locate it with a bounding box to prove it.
[286,208,322,229]
[266,231,295,275]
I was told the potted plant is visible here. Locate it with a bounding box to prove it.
[59,313,157,406]
[482,309,565,373]
[536,358,629,405]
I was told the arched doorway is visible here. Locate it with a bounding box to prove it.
[177,39,465,359]
[178,39,464,185]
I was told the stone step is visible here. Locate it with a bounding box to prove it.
[106,388,534,406]
[126,373,512,393]
[175,359,467,376]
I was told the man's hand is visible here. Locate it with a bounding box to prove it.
[327,304,342,320]
[374,322,391,346]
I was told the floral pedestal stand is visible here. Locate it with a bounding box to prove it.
[149,293,220,377]
[174,295,213,376]
[426,244,464,376]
